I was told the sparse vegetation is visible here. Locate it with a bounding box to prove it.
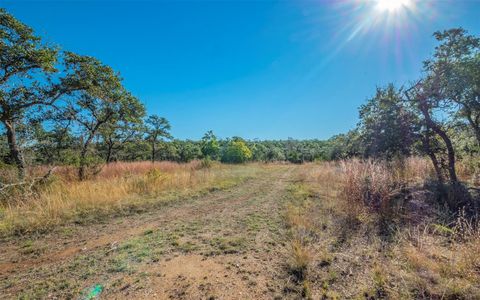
[0,161,261,236]
[0,5,479,300]
[289,161,480,299]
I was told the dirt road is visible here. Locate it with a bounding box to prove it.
[0,165,299,299]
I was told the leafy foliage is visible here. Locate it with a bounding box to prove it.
[221,139,252,163]
[201,130,220,160]
[358,84,419,159]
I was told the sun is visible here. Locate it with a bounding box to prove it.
[375,0,412,12]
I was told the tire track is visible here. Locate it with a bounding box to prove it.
[0,166,290,277]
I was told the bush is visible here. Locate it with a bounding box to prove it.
[221,140,252,164]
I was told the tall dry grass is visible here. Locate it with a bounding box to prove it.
[457,157,480,185]
[28,160,205,182]
[0,161,260,236]
[338,157,435,219]
[296,162,340,202]
[396,214,480,298]
[295,159,480,298]
[284,182,317,297]
[340,159,402,213]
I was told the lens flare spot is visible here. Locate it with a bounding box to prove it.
[375,0,412,12]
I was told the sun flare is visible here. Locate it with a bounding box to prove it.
[375,0,412,12]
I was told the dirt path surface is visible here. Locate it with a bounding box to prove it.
[0,165,299,299]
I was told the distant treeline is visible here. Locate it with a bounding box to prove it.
[1,7,479,185]
[0,8,341,181]
[0,128,335,165]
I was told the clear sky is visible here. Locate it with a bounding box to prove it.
[2,0,480,140]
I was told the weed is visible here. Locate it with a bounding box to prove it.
[288,239,311,281]
[209,236,247,254]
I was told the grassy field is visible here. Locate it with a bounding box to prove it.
[0,161,263,236]
[0,160,479,299]
[284,160,480,299]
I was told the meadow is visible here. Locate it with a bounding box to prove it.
[1,4,480,300]
[0,159,478,299]
[0,161,261,236]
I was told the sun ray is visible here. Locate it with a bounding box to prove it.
[375,0,412,12]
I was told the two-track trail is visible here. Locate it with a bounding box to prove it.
[0,165,299,299]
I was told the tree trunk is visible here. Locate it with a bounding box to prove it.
[151,145,155,163]
[151,140,156,163]
[78,135,94,181]
[419,101,458,183]
[105,142,114,164]
[422,127,444,184]
[466,113,480,146]
[3,119,25,179]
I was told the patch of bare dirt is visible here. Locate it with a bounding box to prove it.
[108,254,268,299]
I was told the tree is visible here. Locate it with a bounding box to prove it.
[61,53,145,180]
[156,141,179,161]
[406,80,458,184]
[31,123,77,165]
[266,146,285,162]
[0,9,58,178]
[99,120,143,163]
[201,130,220,160]
[426,28,480,145]
[326,130,363,160]
[119,140,150,161]
[358,84,419,159]
[221,139,252,163]
[145,115,171,163]
[406,28,480,185]
[250,142,268,162]
[176,140,202,162]
[402,29,480,185]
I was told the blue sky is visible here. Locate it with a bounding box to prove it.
[3,0,480,140]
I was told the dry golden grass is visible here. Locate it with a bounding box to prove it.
[299,161,340,197]
[395,223,480,298]
[402,156,433,183]
[28,160,206,181]
[289,238,312,280]
[457,162,480,185]
[339,158,423,212]
[290,159,480,299]
[0,161,263,236]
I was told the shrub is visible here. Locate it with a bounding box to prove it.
[221,140,252,164]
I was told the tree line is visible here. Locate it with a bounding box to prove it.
[1,8,479,189]
[0,9,336,181]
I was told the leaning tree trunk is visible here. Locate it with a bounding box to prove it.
[422,127,445,184]
[3,119,25,179]
[418,101,458,183]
